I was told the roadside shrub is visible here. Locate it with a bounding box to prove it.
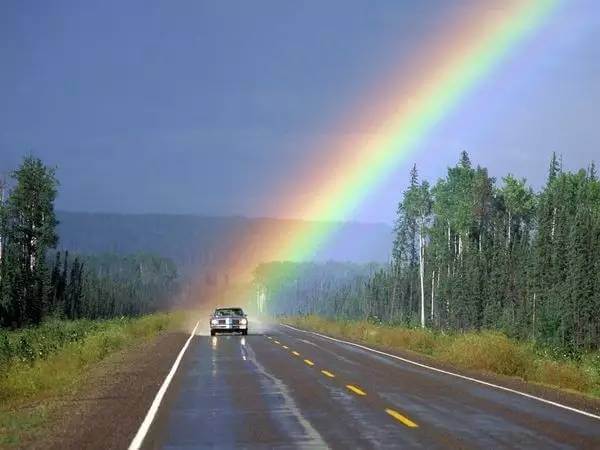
[533,360,592,393]
[17,337,35,364]
[439,332,531,378]
[376,327,438,356]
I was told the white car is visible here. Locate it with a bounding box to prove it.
[210,307,248,335]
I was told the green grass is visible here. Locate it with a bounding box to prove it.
[0,312,186,447]
[284,315,600,398]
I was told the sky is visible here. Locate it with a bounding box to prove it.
[1,0,598,224]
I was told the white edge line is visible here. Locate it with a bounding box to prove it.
[128,320,200,450]
[282,324,600,421]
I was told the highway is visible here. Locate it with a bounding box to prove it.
[136,321,600,449]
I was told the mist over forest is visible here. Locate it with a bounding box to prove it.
[55,212,393,273]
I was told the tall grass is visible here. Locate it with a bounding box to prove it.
[0,313,185,404]
[285,315,600,398]
[0,312,186,447]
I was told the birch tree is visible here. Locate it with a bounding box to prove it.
[403,166,432,328]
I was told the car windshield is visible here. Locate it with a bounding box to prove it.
[214,308,244,317]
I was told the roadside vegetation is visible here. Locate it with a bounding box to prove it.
[0,313,184,403]
[285,315,600,398]
[0,312,185,446]
[0,156,186,446]
[258,152,600,398]
[0,156,179,329]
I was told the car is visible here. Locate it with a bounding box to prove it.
[210,307,248,335]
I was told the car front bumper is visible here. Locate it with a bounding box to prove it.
[210,324,247,331]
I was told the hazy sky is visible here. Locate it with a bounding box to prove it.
[1,0,598,224]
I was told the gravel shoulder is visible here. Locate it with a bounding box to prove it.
[18,331,190,450]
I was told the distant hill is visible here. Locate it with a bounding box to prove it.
[56,212,393,274]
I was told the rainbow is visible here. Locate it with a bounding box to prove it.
[266,1,559,257]
[202,0,561,308]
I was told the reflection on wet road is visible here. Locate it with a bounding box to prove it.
[140,321,600,449]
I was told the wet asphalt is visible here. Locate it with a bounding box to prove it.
[141,321,600,449]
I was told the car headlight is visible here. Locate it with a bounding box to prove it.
[211,319,218,325]
[240,318,247,325]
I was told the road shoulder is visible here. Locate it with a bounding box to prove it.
[282,324,600,418]
[19,331,189,450]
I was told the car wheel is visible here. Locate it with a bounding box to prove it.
[210,330,216,336]
[242,330,248,336]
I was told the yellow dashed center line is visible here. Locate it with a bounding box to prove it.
[346,384,367,396]
[276,340,417,428]
[385,408,419,428]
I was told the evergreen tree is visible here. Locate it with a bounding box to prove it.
[2,156,58,325]
[548,151,561,182]
[588,161,597,181]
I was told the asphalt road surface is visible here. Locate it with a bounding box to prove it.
[138,320,600,449]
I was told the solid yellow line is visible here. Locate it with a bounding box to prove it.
[274,340,281,344]
[282,345,289,349]
[321,370,335,378]
[292,351,300,356]
[385,408,418,428]
[304,359,315,366]
[346,385,367,396]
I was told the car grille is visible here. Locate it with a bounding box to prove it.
[232,319,239,325]
[218,319,226,325]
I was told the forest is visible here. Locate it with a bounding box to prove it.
[0,157,179,328]
[255,152,600,352]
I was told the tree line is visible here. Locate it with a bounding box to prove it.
[46,251,178,321]
[253,261,380,316]
[0,156,179,328]
[256,152,600,352]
